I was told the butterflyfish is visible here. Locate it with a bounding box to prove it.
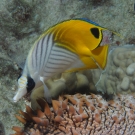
[13,19,114,103]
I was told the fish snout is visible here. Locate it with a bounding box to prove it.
[100,30,113,46]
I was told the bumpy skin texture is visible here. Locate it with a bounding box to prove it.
[96,45,135,95]
[12,93,135,135]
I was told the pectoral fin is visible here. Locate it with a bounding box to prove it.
[65,55,98,72]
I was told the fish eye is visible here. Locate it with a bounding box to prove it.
[27,77,35,92]
[90,27,100,39]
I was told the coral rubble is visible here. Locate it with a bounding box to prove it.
[12,93,135,135]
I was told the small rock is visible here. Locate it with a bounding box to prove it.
[126,63,135,76]
[129,83,135,92]
[120,77,130,91]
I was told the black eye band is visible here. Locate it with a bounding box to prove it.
[90,28,100,39]
[27,77,35,92]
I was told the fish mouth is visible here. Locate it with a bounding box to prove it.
[100,30,113,47]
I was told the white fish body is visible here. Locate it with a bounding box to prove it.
[13,34,81,103]
[13,19,114,103]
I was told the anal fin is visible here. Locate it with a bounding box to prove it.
[40,77,52,103]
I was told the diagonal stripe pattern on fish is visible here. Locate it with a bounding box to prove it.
[13,19,114,103]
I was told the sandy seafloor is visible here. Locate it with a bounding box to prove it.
[0,0,135,134]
